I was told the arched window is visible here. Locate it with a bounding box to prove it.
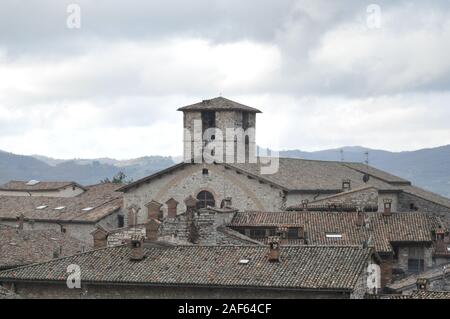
[196,191,215,209]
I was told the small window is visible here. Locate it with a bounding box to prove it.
[36,205,47,210]
[118,215,125,228]
[202,168,209,175]
[326,233,342,239]
[54,206,66,211]
[82,207,94,212]
[287,228,300,239]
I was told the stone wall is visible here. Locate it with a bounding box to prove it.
[123,164,283,224]
[8,282,353,299]
[311,187,379,207]
[398,192,450,226]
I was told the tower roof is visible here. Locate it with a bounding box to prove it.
[177,97,262,113]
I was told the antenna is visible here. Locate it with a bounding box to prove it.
[364,151,370,166]
[340,149,344,162]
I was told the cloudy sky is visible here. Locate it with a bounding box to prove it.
[1,0,450,159]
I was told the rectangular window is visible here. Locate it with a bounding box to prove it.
[326,233,342,239]
[249,228,266,238]
[287,228,300,239]
[408,247,425,273]
[118,215,125,228]
[201,111,216,131]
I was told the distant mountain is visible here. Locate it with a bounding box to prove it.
[0,150,175,186]
[1,145,450,198]
[277,145,450,198]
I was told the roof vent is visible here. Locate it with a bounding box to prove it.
[26,180,40,186]
[82,207,94,212]
[239,259,250,265]
[36,205,48,210]
[54,206,66,211]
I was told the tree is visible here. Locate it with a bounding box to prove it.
[101,171,132,184]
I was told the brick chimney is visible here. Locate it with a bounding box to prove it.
[91,226,108,249]
[184,195,198,213]
[146,200,162,220]
[145,218,161,241]
[166,198,179,219]
[301,199,309,211]
[356,208,365,227]
[267,236,281,262]
[130,235,145,261]
[434,227,449,255]
[17,214,24,230]
[383,199,393,216]
[127,205,140,227]
[416,278,429,291]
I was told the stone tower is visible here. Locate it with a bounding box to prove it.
[178,97,261,164]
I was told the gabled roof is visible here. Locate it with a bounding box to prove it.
[118,158,402,193]
[0,181,86,192]
[0,224,86,269]
[178,97,262,113]
[0,183,123,223]
[0,245,372,291]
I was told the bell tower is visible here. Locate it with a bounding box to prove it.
[178,97,261,164]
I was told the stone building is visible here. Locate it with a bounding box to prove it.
[118,97,450,227]
[0,180,86,197]
[0,183,125,246]
[0,238,379,299]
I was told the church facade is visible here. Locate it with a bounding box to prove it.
[119,97,450,226]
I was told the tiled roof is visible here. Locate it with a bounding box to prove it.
[380,291,450,299]
[178,97,262,113]
[0,245,372,291]
[0,181,85,191]
[387,263,450,292]
[0,224,86,269]
[229,211,439,253]
[0,183,123,223]
[228,158,400,192]
[369,212,439,253]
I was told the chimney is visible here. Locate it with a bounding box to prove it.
[301,199,309,211]
[435,227,448,255]
[383,199,393,216]
[165,198,179,219]
[17,214,24,230]
[129,235,145,261]
[416,278,429,291]
[91,226,108,249]
[145,218,161,241]
[184,195,198,213]
[342,179,351,192]
[267,236,281,262]
[146,200,162,220]
[356,208,365,227]
[127,205,140,227]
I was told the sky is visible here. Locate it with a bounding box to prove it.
[1,0,450,159]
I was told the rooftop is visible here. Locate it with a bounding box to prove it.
[177,97,262,113]
[0,180,86,192]
[0,183,123,223]
[0,245,373,291]
[229,211,440,254]
[0,224,86,269]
